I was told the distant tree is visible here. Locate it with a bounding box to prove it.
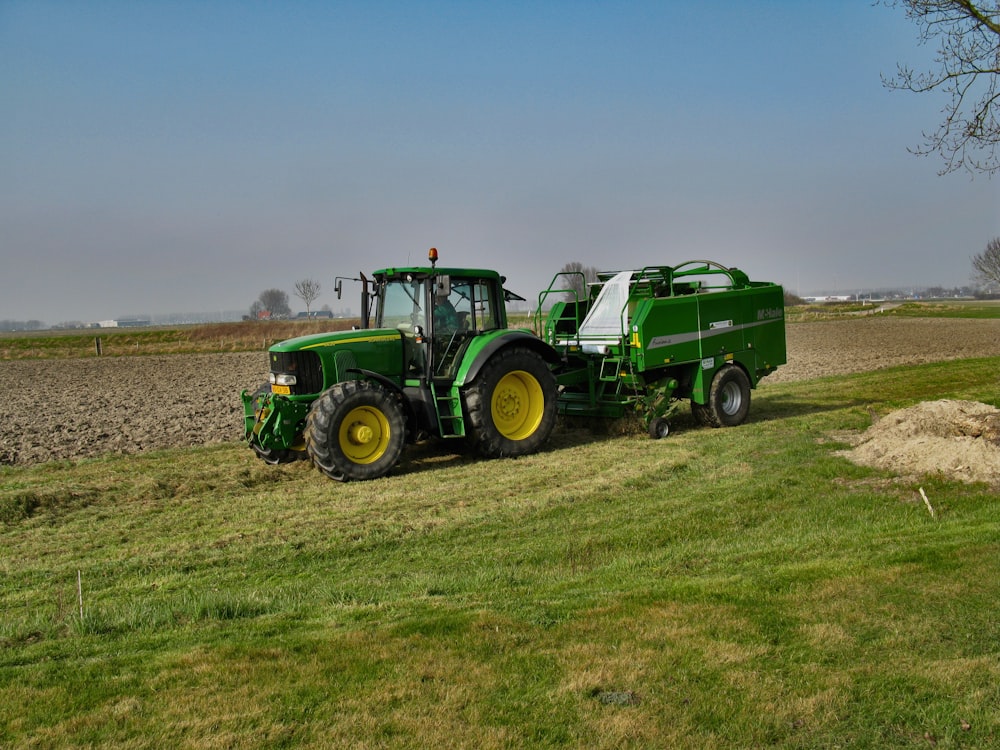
[972,236,1000,286]
[256,289,291,319]
[294,278,322,316]
[0,319,46,331]
[881,1,1000,175]
[560,261,600,301]
[783,290,806,306]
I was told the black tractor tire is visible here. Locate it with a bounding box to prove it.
[648,417,671,439]
[249,383,304,465]
[463,347,558,459]
[691,365,751,428]
[691,400,711,427]
[305,380,406,481]
[253,443,303,465]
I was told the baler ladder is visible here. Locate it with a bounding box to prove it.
[598,355,624,382]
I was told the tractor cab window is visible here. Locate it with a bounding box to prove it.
[471,280,499,331]
[432,279,499,336]
[378,278,426,332]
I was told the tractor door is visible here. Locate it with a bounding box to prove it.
[430,276,501,380]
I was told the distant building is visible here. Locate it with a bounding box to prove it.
[95,318,150,328]
[296,310,334,319]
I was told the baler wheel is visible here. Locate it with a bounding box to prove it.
[463,347,557,458]
[693,366,751,428]
[305,380,406,481]
[648,417,671,439]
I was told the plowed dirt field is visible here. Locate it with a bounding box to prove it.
[2,317,998,466]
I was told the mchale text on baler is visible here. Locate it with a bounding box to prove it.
[241,250,786,481]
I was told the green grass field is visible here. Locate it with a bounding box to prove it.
[2,354,999,748]
[886,300,1000,319]
[785,299,1000,322]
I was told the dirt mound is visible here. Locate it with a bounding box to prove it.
[840,400,1000,487]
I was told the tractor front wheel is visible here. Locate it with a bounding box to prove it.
[463,347,557,458]
[692,366,751,428]
[305,380,406,481]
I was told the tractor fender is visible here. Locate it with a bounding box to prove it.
[453,331,561,387]
[346,368,420,437]
[348,368,402,396]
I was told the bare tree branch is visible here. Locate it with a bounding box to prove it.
[559,261,600,302]
[972,236,1000,284]
[881,1,1000,175]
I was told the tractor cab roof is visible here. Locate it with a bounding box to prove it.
[372,266,525,302]
[373,266,503,281]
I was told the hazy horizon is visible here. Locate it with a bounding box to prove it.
[4,1,999,325]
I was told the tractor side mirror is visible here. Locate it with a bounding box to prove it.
[434,275,451,298]
[335,279,343,299]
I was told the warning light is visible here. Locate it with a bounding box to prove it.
[428,247,439,266]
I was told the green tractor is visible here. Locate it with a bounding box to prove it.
[241,248,560,481]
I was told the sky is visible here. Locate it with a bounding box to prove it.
[3,1,999,324]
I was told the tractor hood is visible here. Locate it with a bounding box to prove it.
[267,328,406,396]
[270,327,402,354]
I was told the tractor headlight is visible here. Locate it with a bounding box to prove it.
[269,372,298,386]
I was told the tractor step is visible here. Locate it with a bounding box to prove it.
[430,381,465,438]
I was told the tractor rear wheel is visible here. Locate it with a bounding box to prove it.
[305,380,406,481]
[463,347,557,458]
[692,366,751,428]
[249,383,304,465]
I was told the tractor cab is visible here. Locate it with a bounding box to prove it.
[375,270,502,381]
[371,248,514,382]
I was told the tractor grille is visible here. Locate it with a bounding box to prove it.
[270,350,325,396]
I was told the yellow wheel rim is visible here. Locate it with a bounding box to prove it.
[491,370,544,441]
[338,406,391,464]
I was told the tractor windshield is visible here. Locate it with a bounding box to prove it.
[378,278,427,331]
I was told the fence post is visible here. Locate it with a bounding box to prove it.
[95,337,102,356]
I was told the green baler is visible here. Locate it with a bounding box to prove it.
[540,260,786,437]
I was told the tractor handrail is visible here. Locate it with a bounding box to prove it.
[540,259,753,347]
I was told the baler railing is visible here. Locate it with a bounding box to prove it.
[538,259,753,351]
[535,271,587,334]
